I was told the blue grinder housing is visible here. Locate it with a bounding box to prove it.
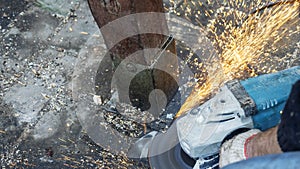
[240,66,300,131]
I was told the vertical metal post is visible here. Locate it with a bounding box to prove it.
[88,0,178,112]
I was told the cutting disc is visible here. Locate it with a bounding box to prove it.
[148,122,196,169]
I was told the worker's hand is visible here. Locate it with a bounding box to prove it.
[219,129,261,168]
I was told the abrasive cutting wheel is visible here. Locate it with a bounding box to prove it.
[149,143,196,169]
[147,120,220,169]
[148,123,196,169]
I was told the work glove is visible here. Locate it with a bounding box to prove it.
[219,129,261,168]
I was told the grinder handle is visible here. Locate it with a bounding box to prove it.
[240,66,300,131]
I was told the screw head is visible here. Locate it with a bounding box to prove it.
[190,108,199,115]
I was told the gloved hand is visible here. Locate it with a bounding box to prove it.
[219,129,261,168]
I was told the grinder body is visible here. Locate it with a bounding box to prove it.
[176,66,300,159]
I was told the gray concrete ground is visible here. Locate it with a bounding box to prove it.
[0,0,299,168]
[0,0,145,168]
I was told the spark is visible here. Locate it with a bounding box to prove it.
[176,1,300,118]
